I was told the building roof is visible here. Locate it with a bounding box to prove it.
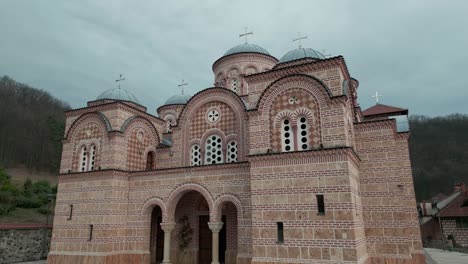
[96,88,140,104]
[278,47,326,64]
[362,103,408,117]
[163,94,192,105]
[440,191,468,217]
[223,43,271,57]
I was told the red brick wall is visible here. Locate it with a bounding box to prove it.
[355,120,423,262]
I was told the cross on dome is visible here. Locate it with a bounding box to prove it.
[115,74,125,89]
[292,32,308,48]
[239,27,253,44]
[177,79,188,95]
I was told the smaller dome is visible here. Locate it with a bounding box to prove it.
[223,43,270,57]
[164,94,192,105]
[278,48,326,63]
[97,88,140,104]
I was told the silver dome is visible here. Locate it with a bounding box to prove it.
[164,94,192,105]
[279,48,326,63]
[223,43,271,57]
[96,88,140,104]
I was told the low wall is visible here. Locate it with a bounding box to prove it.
[0,224,52,264]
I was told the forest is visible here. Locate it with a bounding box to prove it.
[0,76,69,172]
[0,75,467,204]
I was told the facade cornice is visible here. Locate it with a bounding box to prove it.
[130,161,250,178]
[244,56,350,84]
[247,147,360,167]
[65,101,165,126]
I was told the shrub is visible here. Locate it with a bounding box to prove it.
[16,196,42,208]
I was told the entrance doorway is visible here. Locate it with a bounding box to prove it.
[198,215,226,264]
[150,206,164,264]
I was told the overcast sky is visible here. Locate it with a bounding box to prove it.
[0,0,466,116]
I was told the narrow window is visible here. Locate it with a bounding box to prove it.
[317,195,325,214]
[231,78,239,93]
[146,151,155,170]
[190,144,201,166]
[297,116,309,151]
[88,224,93,241]
[226,140,238,163]
[67,204,73,220]
[89,145,96,171]
[277,222,284,243]
[79,146,88,172]
[205,135,223,165]
[281,119,294,152]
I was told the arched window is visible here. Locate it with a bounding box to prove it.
[281,119,294,152]
[226,140,238,163]
[297,116,310,151]
[146,151,155,170]
[205,134,223,165]
[191,144,201,166]
[79,146,88,172]
[88,145,96,171]
[230,78,239,93]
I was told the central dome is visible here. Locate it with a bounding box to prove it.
[164,94,192,105]
[278,47,326,63]
[223,43,271,57]
[96,88,140,104]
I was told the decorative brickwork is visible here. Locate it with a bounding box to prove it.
[50,48,423,264]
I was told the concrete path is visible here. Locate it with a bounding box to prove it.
[424,248,468,264]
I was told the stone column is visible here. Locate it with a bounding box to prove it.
[208,222,224,264]
[160,222,176,264]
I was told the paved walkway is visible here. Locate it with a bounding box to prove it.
[424,248,468,264]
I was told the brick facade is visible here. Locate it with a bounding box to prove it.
[49,50,423,264]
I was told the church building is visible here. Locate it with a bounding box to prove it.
[48,38,425,264]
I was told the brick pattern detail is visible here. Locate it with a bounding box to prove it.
[71,121,104,171]
[190,102,238,140]
[269,89,321,152]
[126,124,156,171]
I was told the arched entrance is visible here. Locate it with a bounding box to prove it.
[150,206,164,264]
[171,191,213,264]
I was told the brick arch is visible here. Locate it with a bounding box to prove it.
[268,87,323,152]
[66,112,111,140]
[165,183,215,222]
[178,88,247,166]
[213,194,244,221]
[140,196,166,221]
[121,116,160,144]
[257,74,332,114]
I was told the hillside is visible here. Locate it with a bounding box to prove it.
[0,75,70,173]
[409,114,468,201]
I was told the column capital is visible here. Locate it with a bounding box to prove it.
[160,222,176,232]
[208,222,224,233]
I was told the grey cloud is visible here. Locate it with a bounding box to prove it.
[0,0,466,116]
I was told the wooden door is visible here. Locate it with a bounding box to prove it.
[198,215,212,264]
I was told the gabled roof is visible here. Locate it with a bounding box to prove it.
[440,192,468,217]
[362,103,408,117]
